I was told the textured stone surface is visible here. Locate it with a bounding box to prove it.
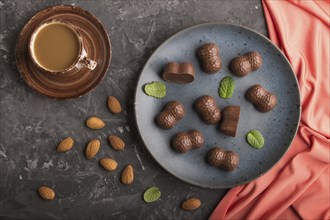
[0,0,266,219]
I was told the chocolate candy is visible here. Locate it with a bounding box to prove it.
[245,84,277,112]
[171,129,204,153]
[194,95,221,124]
[162,62,195,83]
[197,43,222,74]
[229,51,262,77]
[219,106,241,137]
[156,101,185,129]
[207,147,239,171]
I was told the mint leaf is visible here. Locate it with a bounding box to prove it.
[246,130,265,149]
[144,82,166,99]
[143,187,161,203]
[219,76,235,99]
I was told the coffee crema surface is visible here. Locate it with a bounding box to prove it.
[32,23,80,71]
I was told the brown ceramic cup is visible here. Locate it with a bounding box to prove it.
[29,19,97,74]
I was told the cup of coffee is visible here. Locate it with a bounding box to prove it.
[29,20,97,74]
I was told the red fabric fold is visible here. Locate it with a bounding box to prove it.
[209,0,330,219]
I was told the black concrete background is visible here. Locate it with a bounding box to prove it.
[0,0,267,219]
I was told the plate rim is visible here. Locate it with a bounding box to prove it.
[134,22,301,189]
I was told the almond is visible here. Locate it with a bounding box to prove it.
[107,96,122,114]
[181,197,201,211]
[99,158,118,171]
[86,117,105,129]
[85,139,100,159]
[121,165,134,185]
[57,137,74,152]
[38,186,55,201]
[108,135,125,151]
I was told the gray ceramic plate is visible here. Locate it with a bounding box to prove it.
[134,23,300,189]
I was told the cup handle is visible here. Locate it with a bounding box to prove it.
[76,48,97,70]
[78,57,97,70]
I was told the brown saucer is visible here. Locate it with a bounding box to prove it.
[16,5,111,99]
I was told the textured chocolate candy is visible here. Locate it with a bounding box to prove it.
[245,84,277,112]
[207,147,239,171]
[171,130,204,153]
[197,43,222,74]
[229,51,262,77]
[156,101,185,129]
[194,95,221,124]
[219,106,241,137]
[162,62,195,83]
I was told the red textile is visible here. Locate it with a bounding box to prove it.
[209,0,330,219]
